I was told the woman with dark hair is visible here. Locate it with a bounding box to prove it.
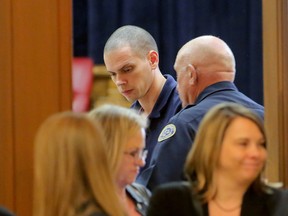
[147,103,288,216]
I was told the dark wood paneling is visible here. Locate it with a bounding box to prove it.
[0,0,72,215]
[280,0,288,187]
[0,0,15,210]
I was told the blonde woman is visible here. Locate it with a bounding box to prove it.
[34,112,125,216]
[147,103,288,216]
[89,104,151,216]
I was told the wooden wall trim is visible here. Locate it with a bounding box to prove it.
[0,0,15,210]
[58,0,73,109]
[0,0,72,215]
[280,0,288,186]
[262,0,288,187]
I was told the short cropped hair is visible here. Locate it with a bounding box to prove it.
[104,25,158,58]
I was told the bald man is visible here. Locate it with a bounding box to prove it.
[136,35,264,190]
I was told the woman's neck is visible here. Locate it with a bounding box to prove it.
[117,185,141,216]
[213,180,248,202]
[209,176,250,215]
[117,185,127,200]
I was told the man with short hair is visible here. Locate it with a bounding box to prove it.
[103,25,182,171]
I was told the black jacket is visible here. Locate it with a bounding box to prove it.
[147,182,288,216]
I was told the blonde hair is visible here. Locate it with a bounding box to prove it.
[34,112,125,216]
[184,102,266,202]
[88,104,148,175]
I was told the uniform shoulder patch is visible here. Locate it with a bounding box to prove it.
[158,124,176,142]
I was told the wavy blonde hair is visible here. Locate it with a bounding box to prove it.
[34,112,125,216]
[88,104,148,175]
[184,102,266,202]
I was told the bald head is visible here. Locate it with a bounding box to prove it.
[174,36,237,106]
[104,25,158,58]
[175,35,236,81]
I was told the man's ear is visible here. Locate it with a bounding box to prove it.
[187,64,197,85]
[148,50,159,69]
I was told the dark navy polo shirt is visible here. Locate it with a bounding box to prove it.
[137,81,264,190]
[131,74,182,171]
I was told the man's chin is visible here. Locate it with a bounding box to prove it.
[124,96,137,103]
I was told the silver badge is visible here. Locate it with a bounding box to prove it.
[158,124,176,142]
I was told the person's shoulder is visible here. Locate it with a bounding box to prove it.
[267,186,288,201]
[250,186,288,215]
[158,105,200,139]
[154,181,191,195]
[130,182,151,197]
[89,212,108,216]
[0,207,14,216]
[127,182,151,203]
[169,104,205,124]
[265,187,288,215]
[148,181,199,216]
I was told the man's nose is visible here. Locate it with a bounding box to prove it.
[115,74,127,86]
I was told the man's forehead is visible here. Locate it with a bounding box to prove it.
[105,45,133,56]
[105,49,136,69]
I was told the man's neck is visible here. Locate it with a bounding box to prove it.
[138,71,166,115]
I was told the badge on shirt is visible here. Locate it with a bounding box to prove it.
[158,124,176,142]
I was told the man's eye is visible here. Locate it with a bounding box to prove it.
[109,73,116,77]
[123,67,132,72]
